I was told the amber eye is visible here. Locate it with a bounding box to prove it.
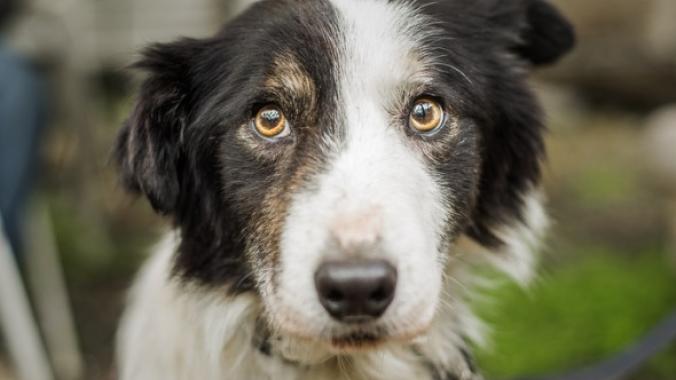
[409,98,445,133]
[254,105,289,138]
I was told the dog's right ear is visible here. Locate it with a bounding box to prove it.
[510,0,576,66]
[114,39,203,214]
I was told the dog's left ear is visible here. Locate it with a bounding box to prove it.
[426,0,575,66]
[506,0,576,65]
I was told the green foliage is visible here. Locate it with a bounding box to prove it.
[474,249,676,379]
[570,163,642,205]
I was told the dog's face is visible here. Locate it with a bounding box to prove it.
[115,0,573,352]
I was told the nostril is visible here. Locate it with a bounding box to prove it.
[369,286,387,302]
[325,289,344,303]
[315,259,397,322]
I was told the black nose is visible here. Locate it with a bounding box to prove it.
[314,260,397,323]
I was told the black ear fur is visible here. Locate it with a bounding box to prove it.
[513,0,576,65]
[114,39,202,214]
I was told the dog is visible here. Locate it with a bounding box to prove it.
[113,0,574,379]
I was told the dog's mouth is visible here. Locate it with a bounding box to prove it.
[277,319,434,354]
[322,319,434,353]
[273,321,391,352]
[329,329,384,351]
[321,320,396,351]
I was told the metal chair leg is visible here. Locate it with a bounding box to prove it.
[0,217,54,380]
[25,201,84,380]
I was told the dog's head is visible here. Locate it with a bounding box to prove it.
[115,0,573,352]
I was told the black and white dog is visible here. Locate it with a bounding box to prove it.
[114,0,574,379]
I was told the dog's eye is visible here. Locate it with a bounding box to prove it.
[409,98,444,134]
[253,105,290,139]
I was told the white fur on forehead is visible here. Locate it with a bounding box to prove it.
[330,0,441,85]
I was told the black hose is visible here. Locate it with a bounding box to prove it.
[514,310,676,380]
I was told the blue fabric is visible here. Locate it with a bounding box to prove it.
[0,43,46,258]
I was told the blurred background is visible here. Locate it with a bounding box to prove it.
[0,0,674,379]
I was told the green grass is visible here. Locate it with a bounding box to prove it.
[473,249,676,379]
